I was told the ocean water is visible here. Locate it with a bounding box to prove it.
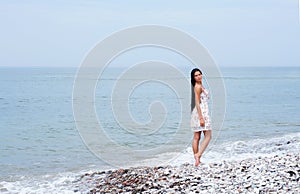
[0,66,299,193]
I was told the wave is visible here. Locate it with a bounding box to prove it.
[1,132,299,193]
[172,131,300,165]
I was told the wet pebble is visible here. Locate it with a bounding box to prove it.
[73,152,300,193]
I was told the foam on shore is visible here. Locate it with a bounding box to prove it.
[74,152,300,193]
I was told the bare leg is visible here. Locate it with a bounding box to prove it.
[197,130,212,163]
[192,132,201,166]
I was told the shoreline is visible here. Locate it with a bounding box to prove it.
[74,152,300,193]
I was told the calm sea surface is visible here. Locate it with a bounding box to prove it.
[0,66,299,192]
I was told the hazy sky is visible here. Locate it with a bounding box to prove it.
[0,0,299,67]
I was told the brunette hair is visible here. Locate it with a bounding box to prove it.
[190,68,202,86]
[190,68,202,111]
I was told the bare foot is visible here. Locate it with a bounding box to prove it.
[194,153,201,167]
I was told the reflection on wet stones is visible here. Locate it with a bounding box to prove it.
[74,152,300,193]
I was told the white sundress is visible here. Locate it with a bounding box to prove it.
[191,88,211,131]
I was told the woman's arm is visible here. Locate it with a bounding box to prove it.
[194,85,205,127]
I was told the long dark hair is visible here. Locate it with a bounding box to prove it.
[191,68,202,86]
[190,68,202,111]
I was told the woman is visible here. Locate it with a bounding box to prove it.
[190,68,212,166]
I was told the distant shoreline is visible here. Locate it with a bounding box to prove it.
[0,65,299,68]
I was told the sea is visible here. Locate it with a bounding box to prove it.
[0,66,299,193]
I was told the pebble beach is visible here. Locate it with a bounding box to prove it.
[73,152,300,193]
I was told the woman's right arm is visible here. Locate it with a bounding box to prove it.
[194,86,205,127]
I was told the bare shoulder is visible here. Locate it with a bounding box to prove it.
[194,84,202,93]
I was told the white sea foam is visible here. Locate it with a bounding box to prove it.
[1,132,299,193]
[171,132,300,165]
[0,173,78,194]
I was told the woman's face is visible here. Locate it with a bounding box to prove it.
[194,71,202,82]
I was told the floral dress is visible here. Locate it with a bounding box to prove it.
[191,88,211,131]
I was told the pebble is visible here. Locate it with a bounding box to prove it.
[73,152,300,193]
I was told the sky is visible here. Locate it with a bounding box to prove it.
[0,0,299,67]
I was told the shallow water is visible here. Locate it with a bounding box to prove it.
[0,66,299,192]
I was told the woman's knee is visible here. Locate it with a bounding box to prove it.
[193,132,200,141]
[204,131,212,140]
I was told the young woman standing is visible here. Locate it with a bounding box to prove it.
[190,68,212,166]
